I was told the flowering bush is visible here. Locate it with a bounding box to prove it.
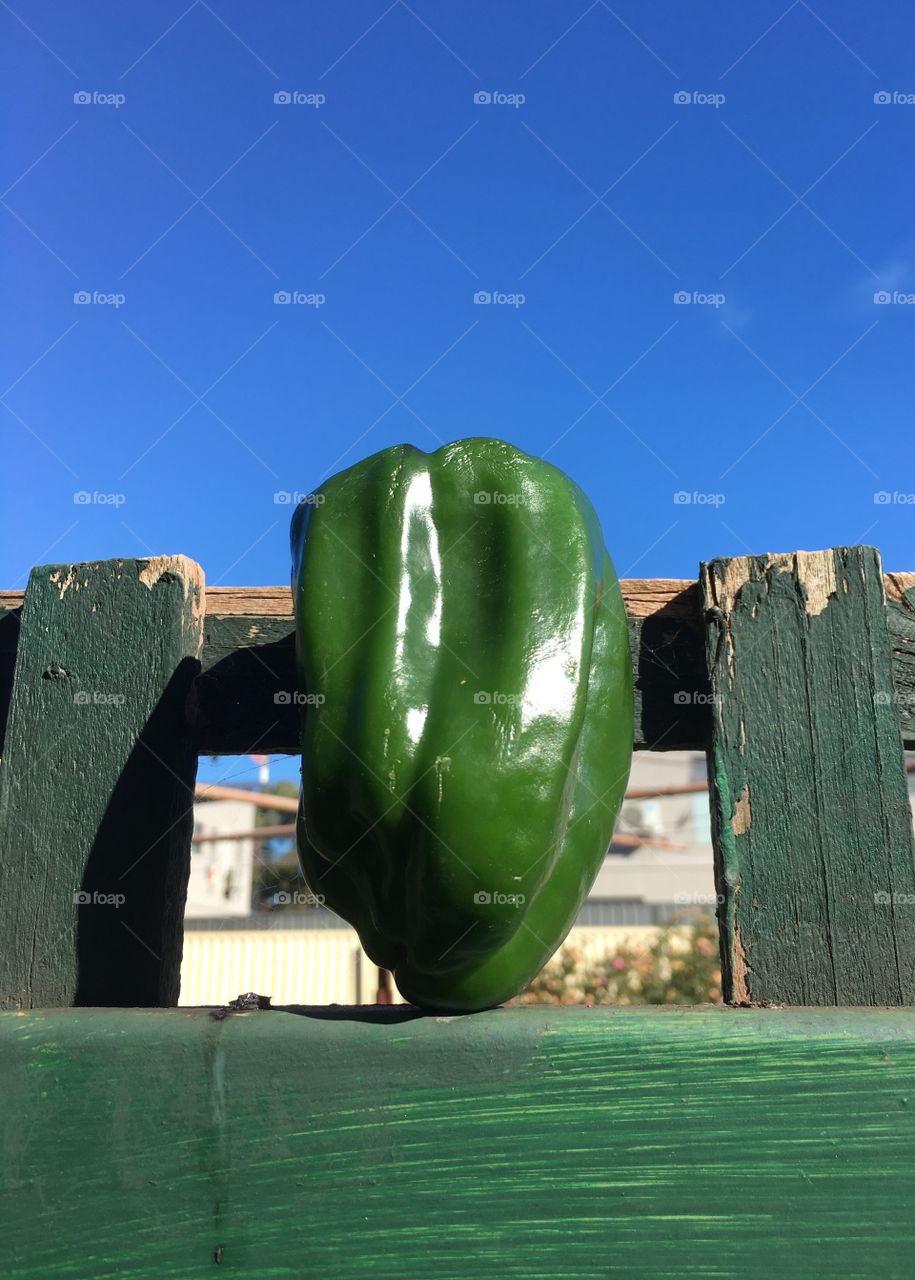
[513,914,722,1005]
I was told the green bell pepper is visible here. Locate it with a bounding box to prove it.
[291,438,633,1010]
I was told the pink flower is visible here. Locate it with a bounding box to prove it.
[612,957,625,970]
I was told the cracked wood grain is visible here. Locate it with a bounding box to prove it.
[4,1006,915,1278]
[702,546,915,1005]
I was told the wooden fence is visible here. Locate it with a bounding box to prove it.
[2,546,915,1277]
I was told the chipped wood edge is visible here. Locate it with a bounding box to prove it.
[886,572,915,604]
[136,557,206,658]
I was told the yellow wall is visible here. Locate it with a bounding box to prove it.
[179,925,661,1007]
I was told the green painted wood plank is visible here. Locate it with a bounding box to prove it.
[3,1006,915,1278]
[0,558,204,1009]
[628,582,709,751]
[195,612,298,755]
[702,546,915,1005]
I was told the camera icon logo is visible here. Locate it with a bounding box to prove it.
[274,91,292,105]
[473,491,492,505]
[73,891,91,905]
[874,491,891,504]
[673,91,691,105]
[874,91,891,104]
[473,890,492,904]
[274,290,292,304]
[673,290,691,305]
[873,290,891,304]
[274,490,292,504]
[473,290,492,304]
[473,91,492,105]
[274,691,292,705]
[74,291,91,304]
[275,891,292,905]
[473,691,492,704]
[74,91,92,105]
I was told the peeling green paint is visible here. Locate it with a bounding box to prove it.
[3,1007,915,1277]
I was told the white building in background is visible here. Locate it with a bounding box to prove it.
[185,799,255,919]
[591,750,715,906]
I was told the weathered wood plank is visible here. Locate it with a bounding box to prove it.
[3,1005,915,1278]
[5,575,915,753]
[0,558,204,1009]
[702,547,915,1006]
[195,604,298,756]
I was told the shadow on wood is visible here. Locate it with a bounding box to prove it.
[75,656,200,1006]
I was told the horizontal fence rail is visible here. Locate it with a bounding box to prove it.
[4,1006,915,1279]
[4,571,915,755]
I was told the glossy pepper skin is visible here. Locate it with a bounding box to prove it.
[291,438,633,1011]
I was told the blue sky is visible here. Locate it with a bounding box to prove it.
[3,3,913,785]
